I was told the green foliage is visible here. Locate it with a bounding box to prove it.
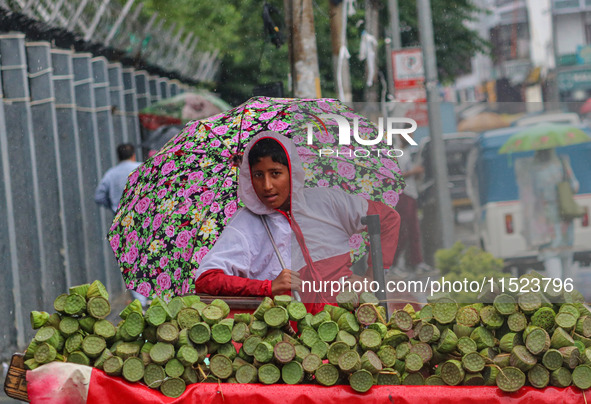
[397,0,491,83]
[128,0,489,103]
[435,241,508,302]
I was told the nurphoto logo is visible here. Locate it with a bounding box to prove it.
[306,114,418,158]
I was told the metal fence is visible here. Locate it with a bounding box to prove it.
[0,32,191,358]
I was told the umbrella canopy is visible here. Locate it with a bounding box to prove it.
[139,91,232,130]
[457,112,511,133]
[498,123,591,154]
[108,96,405,301]
[581,98,591,115]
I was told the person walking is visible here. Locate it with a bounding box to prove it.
[94,143,141,213]
[515,148,580,280]
[95,143,145,305]
[391,140,434,278]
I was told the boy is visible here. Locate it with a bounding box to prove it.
[194,131,400,313]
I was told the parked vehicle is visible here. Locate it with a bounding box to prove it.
[512,112,581,127]
[417,132,477,219]
[466,125,591,271]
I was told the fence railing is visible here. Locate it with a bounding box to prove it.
[0,32,191,358]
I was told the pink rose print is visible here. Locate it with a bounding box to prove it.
[221,149,231,157]
[241,119,253,130]
[349,234,363,250]
[127,230,138,244]
[206,177,219,187]
[383,190,400,207]
[186,154,196,165]
[176,230,192,249]
[200,190,215,205]
[223,178,233,188]
[136,282,151,297]
[140,254,148,266]
[109,234,120,252]
[317,179,329,187]
[128,170,139,186]
[196,171,205,181]
[212,164,225,173]
[337,161,356,180]
[157,188,167,199]
[297,147,316,163]
[379,166,396,180]
[126,246,139,264]
[260,111,278,120]
[317,130,335,144]
[293,135,304,144]
[156,273,172,290]
[173,251,181,259]
[213,125,229,135]
[135,197,151,214]
[339,146,356,160]
[182,280,190,294]
[181,249,193,262]
[380,158,399,172]
[268,120,289,131]
[174,268,182,281]
[358,192,371,200]
[162,161,176,176]
[159,256,169,268]
[165,226,175,238]
[210,202,221,213]
[195,246,210,264]
[176,203,191,215]
[142,217,151,229]
[152,213,164,230]
[224,201,238,218]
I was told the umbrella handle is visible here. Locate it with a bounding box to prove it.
[260,215,301,302]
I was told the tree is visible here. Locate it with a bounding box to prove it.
[397,0,490,83]
[130,0,489,102]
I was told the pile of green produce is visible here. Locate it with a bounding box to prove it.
[23,274,591,397]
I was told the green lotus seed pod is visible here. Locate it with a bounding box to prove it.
[122,357,145,383]
[258,363,281,384]
[572,364,591,390]
[209,354,233,379]
[281,361,304,385]
[496,366,526,392]
[440,359,465,386]
[527,364,550,389]
[350,369,374,393]
[160,377,186,398]
[510,345,537,372]
[550,366,572,388]
[235,363,258,384]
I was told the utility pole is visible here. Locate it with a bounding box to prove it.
[385,0,402,97]
[417,0,455,249]
[330,0,352,102]
[284,0,322,98]
[364,0,379,103]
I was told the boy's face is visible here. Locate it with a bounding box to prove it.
[251,156,291,211]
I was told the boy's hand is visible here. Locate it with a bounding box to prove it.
[271,269,301,295]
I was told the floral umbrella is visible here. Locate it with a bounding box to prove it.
[108,97,405,301]
[499,123,591,154]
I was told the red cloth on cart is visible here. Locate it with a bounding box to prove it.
[27,364,591,404]
[86,368,589,404]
